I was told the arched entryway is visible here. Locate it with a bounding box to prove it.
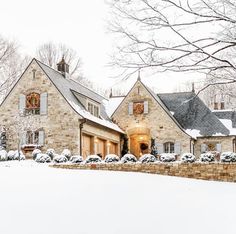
[127,127,150,158]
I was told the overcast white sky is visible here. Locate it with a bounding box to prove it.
[0,0,204,93]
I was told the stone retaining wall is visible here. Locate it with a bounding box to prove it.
[51,163,236,182]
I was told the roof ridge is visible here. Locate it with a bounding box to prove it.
[34,58,63,76]
[69,79,108,101]
[158,91,194,95]
[35,58,107,101]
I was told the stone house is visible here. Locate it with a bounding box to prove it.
[0,58,123,158]
[1,58,236,159]
[107,77,236,158]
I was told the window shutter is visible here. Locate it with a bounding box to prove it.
[144,101,148,114]
[19,94,26,115]
[174,142,181,155]
[40,92,48,115]
[38,130,44,145]
[128,102,133,115]
[157,143,164,154]
[21,132,26,145]
[201,144,207,153]
[216,143,222,152]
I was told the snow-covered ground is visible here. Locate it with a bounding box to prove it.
[0,161,236,234]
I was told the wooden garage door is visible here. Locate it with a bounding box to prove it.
[82,134,91,158]
[97,138,105,158]
[109,142,117,155]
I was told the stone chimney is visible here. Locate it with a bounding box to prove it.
[57,56,69,78]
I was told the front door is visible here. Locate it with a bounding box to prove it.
[130,135,150,158]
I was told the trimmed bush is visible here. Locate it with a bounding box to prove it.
[104,154,120,163]
[7,150,16,160]
[61,149,71,160]
[181,153,196,163]
[139,154,156,163]
[32,149,41,160]
[54,155,68,163]
[120,154,137,163]
[46,149,56,159]
[70,155,83,164]
[35,153,51,163]
[160,153,176,162]
[220,152,236,163]
[85,155,102,164]
[200,152,215,162]
[13,151,25,160]
[0,150,7,161]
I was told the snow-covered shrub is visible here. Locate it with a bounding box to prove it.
[35,153,51,163]
[104,154,120,163]
[199,152,215,162]
[61,149,71,159]
[139,154,157,163]
[85,155,102,164]
[32,149,41,160]
[0,150,7,161]
[54,154,68,163]
[120,154,137,163]
[13,151,26,160]
[7,150,16,160]
[0,146,5,151]
[220,152,236,163]
[46,148,56,159]
[70,155,83,164]
[181,153,196,163]
[160,153,176,162]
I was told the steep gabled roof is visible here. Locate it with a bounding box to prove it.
[35,59,123,133]
[158,92,230,136]
[110,79,191,138]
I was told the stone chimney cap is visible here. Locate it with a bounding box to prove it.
[57,56,69,77]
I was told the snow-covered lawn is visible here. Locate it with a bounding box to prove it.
[0,161,236,234]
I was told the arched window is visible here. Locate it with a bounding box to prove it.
[164,142,175,153]
[26,93,40,115]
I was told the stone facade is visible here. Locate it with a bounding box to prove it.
[0,60,120,157]
[194,136,236,158]
[112,80,191,156]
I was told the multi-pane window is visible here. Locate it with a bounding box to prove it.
[164,142,175,153]
[25,93,40,115]
[88,102,99,117]
[26,131,39,145]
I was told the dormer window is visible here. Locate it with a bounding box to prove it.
[25,93,40,115]
[87,101,100,117]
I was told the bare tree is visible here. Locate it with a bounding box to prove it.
[107,0,236,85]
[0,35,26,97]
[7,112,40,156]
[36,42,83,78]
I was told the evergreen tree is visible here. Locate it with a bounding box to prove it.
[121,135,129,156]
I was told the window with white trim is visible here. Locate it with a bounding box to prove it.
[87,102,100,117]
[26,131,39,145]
[25,93,40,115]
[164,142,175,153]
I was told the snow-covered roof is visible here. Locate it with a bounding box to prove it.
[158,92,230,137]
[219,119,236,135]
[36,60,124,133]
